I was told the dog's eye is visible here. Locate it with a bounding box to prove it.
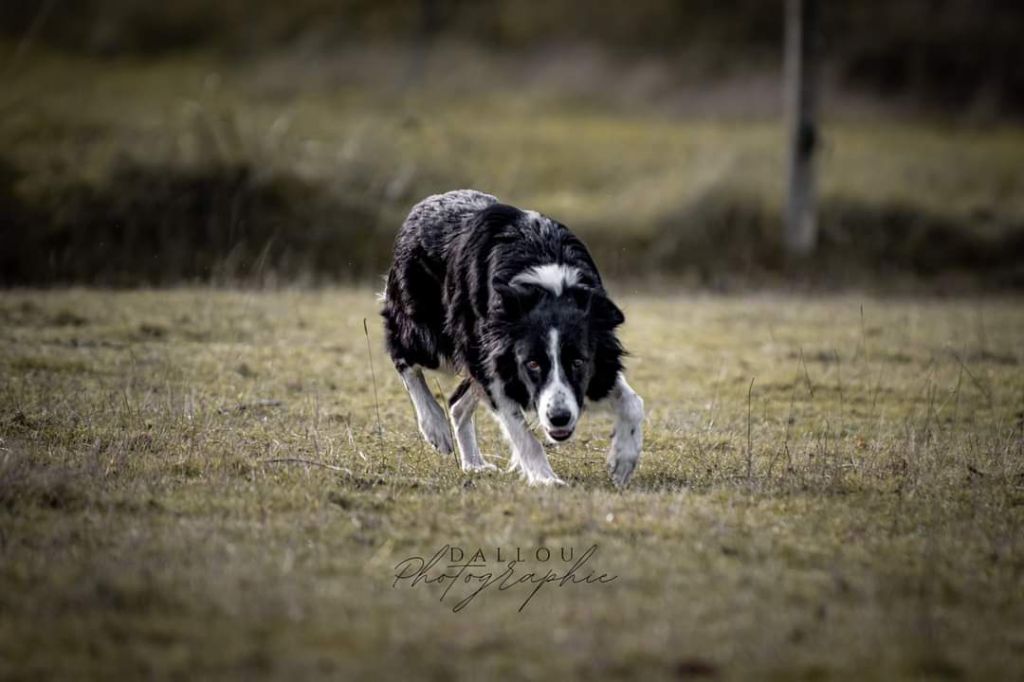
[526,360,541,372]
[572,358,585,368]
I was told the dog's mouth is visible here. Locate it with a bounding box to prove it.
[547,428,574,442]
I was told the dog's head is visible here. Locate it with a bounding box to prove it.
[492,282,624,443]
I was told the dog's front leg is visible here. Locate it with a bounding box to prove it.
[491,395,565,486]
[606,373,644,488]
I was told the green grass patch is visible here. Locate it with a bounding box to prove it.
[2,48,1023,286]
[0,288,1022,679]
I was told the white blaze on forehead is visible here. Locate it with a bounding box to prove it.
[537,328,580,434]
[511,263,580,296]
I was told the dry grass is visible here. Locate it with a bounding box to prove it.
[3,48,1023,285]
[1,287,1022,680]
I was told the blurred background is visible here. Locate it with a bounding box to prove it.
[1,0,1022,289]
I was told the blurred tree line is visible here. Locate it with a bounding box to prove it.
[3,0,1023,117]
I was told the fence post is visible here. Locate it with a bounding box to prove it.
[784,0,820,257]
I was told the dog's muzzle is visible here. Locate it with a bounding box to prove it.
[544,407,576,442]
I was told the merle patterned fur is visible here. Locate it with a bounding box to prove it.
[381,189,643,487]
[382,190,624,408]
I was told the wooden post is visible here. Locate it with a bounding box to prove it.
[784,0,819,257]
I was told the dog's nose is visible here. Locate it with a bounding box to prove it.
[548,409,572,428]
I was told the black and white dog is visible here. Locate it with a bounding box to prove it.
[381,190,644,486]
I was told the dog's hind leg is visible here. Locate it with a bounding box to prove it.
[399,367,454,454]
[490,393,564,486]
[449,379,496,472]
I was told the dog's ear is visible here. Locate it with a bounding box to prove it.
[494,283,542,317]
[569,286,625,328]
[567,286,593,311]
[590,291,625,328]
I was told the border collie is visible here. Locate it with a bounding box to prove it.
[381,190,644,487]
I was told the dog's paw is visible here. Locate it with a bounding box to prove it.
[462,460,498,473]
[524,470,566,487]
[607,454,637,488]
[607,435,641,488]
[418,409,453,454]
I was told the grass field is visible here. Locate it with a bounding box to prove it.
[4,49,1024,285]
[1,288,1022,679]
